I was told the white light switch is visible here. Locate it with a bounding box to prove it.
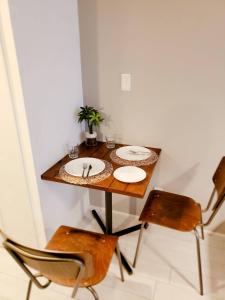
[121,73,131,91]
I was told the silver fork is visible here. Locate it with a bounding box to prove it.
[129,150,149,155]
[82,163,88,178]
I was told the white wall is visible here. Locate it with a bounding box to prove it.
[0,0,46,246]
[9,0,88,239]
[0,47,37,244]
[0,40,37,246]
[78,0,225,233]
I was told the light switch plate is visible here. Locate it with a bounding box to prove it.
[121,74,131,91]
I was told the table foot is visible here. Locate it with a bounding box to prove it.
[113,222,149,237]
[144,223,149,229]
[118,251,133,275]
[114,224,143,236]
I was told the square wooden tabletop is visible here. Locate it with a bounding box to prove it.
[41,142,161,198]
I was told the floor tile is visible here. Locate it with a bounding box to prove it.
[76,283,150,300]
[103,264,156,299]
[170,264,225,296]
[154,281,224,300]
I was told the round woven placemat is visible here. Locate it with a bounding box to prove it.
[110,149,158,166]
[59,160,113,185]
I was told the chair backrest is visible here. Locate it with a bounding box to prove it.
[1,234,93,288]
[212,156,225,209]
[204,157,225,226]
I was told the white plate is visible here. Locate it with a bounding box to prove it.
[116,146,151,161]
[64,157,105,177]
[113,166,146,183]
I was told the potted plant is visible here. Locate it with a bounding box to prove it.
[77,105,104,146]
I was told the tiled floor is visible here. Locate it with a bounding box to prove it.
[0,207,225,300]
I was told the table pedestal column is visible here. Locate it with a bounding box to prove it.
[92,191,133,275]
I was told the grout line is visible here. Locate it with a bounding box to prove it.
[152,281,158,300]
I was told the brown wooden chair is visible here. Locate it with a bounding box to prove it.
[133,157,225,296]
[1,225,124,300]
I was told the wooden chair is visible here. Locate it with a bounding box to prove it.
[133,157,225,295]
[1,225,124,300]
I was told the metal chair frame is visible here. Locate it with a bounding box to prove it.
[133,188,225,296]
[3,239,87,299]
[1,234,124,300]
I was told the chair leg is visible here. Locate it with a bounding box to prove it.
[87,286,99,300]
[116,243,124,282]
[71,267,85,298]
[199,213,204,240]
[194,229,204,295]
[26,279,32,300]
[200,225,204,241]
[133,223,145,268]
[71,283,79,299]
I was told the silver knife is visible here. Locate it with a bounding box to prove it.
[86,164,92,177]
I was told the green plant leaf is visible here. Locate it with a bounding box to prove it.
[77,105,104,133]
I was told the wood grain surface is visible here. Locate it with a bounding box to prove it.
[46,225,118,287]
[41,142,161,198]
[139,190,202,232]
[212,156,225,208]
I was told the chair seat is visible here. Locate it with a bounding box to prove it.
[45,225,118,287]
[139,190,202,231]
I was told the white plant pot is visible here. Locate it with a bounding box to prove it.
[84,131,97,146]
[84,131,97,139]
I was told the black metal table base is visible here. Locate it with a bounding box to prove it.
[91,192,149,275]
[92,209,106,233]
[92,209,134,274]
[91,210,149,238]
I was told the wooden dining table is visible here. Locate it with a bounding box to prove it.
[41,141,161,274]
